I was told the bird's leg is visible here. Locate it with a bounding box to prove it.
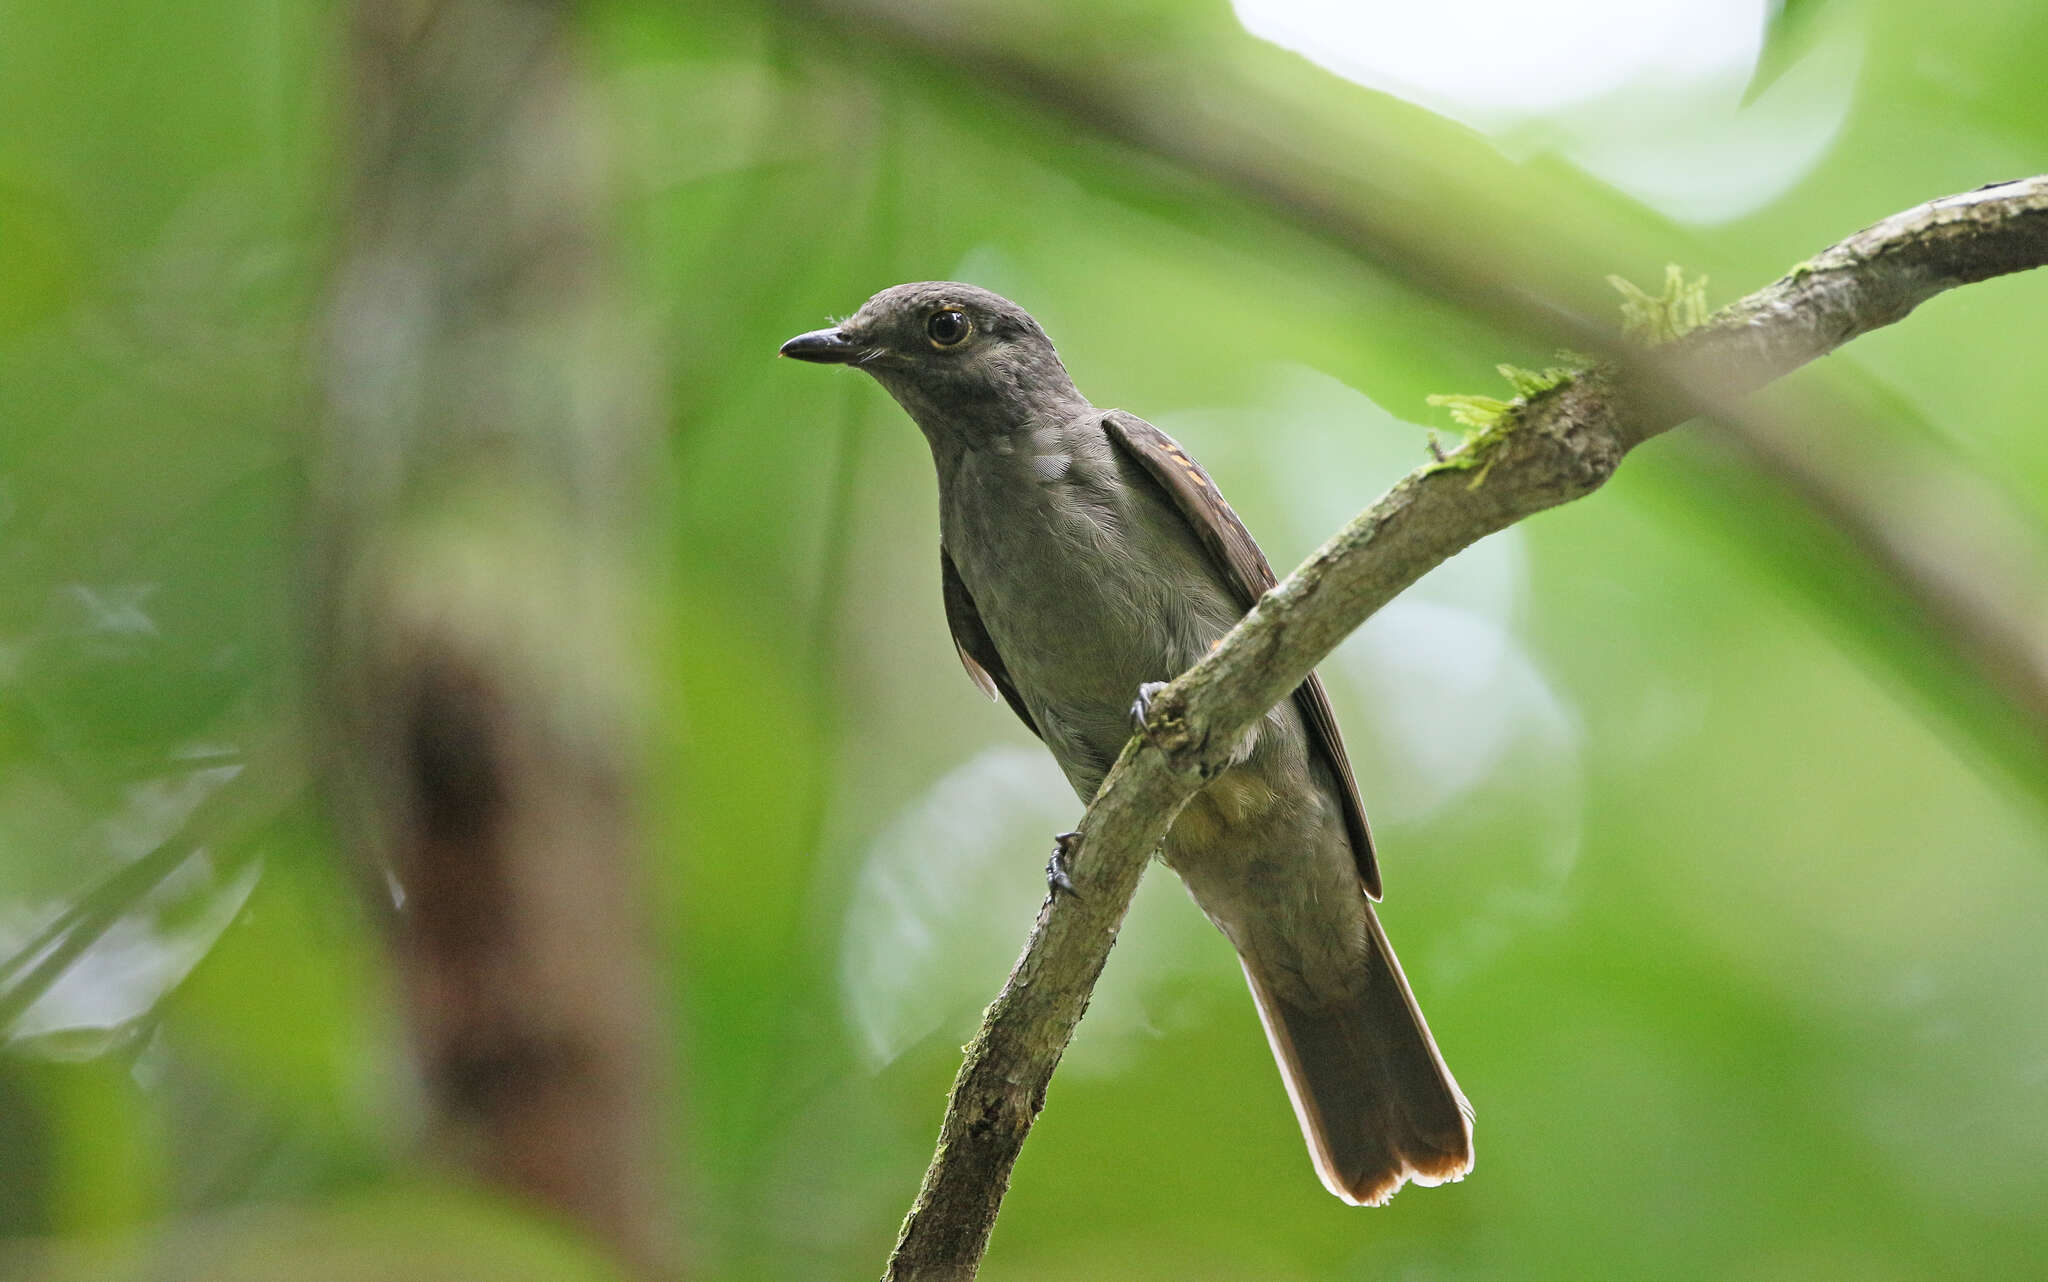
[1129,680,1170,734]
[1046,830,1082,899]
[1133,678,1250,779]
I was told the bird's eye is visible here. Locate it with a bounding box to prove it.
[926,308,970,348]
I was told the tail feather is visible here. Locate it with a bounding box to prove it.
[1240,908,1473,1206]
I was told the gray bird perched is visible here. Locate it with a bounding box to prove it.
[782,282,1473,1206]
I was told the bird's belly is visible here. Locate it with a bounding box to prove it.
[1174,769,1284,846]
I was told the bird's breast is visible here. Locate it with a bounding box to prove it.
[943,450,1240,773]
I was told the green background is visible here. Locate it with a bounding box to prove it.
[2,0,2045,1277]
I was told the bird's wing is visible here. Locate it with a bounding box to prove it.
[941,544,1043,741]
[1102,409,1381,899]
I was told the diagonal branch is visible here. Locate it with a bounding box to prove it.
[881,177,2048,1282]
[782,0,2048,801]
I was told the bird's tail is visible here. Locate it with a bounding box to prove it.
[1239,906,1474,1206]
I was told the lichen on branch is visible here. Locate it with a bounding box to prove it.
[1609,264,1711,342]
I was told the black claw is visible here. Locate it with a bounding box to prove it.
[1047,830,1082,899]
[1130,681,1169,734]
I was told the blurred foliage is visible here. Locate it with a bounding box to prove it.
[2,0,2046,1278]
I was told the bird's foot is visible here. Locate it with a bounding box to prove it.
[1047,830,1082,899]
[1129,681,1170,735]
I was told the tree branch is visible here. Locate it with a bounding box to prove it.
[881,178,2048,1282]
[783,0,2048,799]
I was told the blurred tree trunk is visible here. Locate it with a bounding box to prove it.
[311,0,675,1275]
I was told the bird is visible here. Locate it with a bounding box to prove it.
[781,282,1472,1206]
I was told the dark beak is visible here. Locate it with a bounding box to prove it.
[779,326,860,364]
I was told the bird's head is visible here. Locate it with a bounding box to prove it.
[780,282,1086,441]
